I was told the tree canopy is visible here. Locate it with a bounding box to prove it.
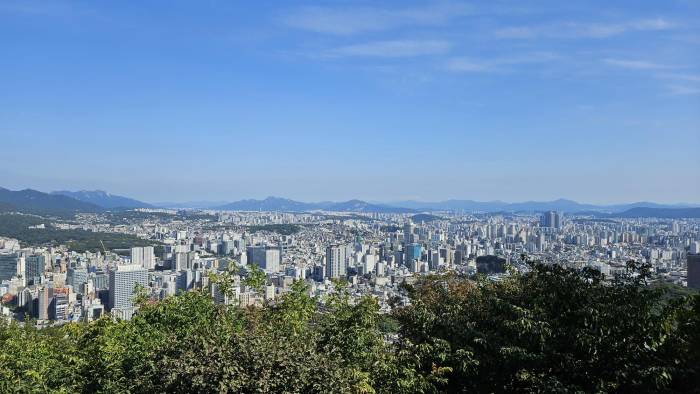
[0,260,698,393]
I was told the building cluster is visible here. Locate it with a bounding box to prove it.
[1,209,699,325]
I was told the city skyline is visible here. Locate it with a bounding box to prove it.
[2,0,699,203]
[1,2,698,391]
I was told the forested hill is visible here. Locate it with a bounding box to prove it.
[611,207,700,218]
[0,261,698,393]
[0,187,103,215]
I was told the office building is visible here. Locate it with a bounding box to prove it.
[108,264,148,311]
[247,245,281,272]
[0,253,18,282]
[24,255,45,285]
[37,286,52,320]
[540,211,562,229]
[174,252,188,271]
[176,270,196,293]
[403,221,415,244]
[67,266,89,294]
[405,243,422,265]
[688,253,700,289]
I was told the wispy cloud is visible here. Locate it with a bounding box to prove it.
[445,52,560,73]
[665,85,700,95]
[659,73,700,83]
[603,58,678,70]
[495,18,676,39]
[283,3,472,35]
[445,58,490,72]
[325,40,451,58]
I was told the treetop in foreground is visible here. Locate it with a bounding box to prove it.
[0,261,698,393]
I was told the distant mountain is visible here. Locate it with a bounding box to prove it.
[214,197,415,213]
[10,185,695,217]
[327,199,415,213]
[389,199,509,212]
[0,187,103,215]
[215,197,318,212]
[609,207,700,219]
[386,199,699,213]
[154,201,230,209]
[52,190,153,209]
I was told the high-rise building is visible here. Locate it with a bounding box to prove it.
[37,286,52,320]
[131,246,155,270]
[51,294,69,320]
[0,253,18,282]
[176,270,196,292]
[24,255,45,285]
[91,271,109,290]
[67,266,89,294]
[691,241,700,255]
[174,252,188,271]
[247,246,281,272]
[219,240,236,255]
[403,221,415,244]
[405,243,422,265]
[108,264,148,311]
[688,252,700,289]
[540,211,562,229]
[325,245,347,279]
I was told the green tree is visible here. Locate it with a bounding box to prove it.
[392,260,700,392]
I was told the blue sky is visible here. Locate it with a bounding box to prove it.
[1,0,698,204]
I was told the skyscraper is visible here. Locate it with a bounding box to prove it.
[37,286,52,320]
[540,211,562,229]
[24,255,45,285]
[247,246,281,272]
[0,253,18,282]
[403,221,415,244]
[131,246,155,270]
[67,265,89,294]
[325,245,347,279]
[108,264,148,311]
[174,252,188,271]
[688,252,700,289]
[405,243,422,265]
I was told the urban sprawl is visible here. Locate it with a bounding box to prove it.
[1,209,699,325]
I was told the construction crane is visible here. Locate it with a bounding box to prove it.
[100,240,108,256]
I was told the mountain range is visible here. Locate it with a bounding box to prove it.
[213,197,416,213]
[385,198,699,213]
[0,187,103,215]
[1,187,699,218]
[52,190,153,209]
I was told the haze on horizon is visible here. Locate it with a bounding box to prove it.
[1,0,698,204]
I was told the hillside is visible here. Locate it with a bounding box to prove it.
[610,207,700,219]
[327,199,415,213]
[0,213,161,252]
[52,190,152,209]
[214,197,415,213]
[0,188,103,215]
[386,198,699,213]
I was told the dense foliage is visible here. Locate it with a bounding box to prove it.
[0,213,162,253]
[0,261,698,393]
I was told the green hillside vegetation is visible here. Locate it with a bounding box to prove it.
[0,261,698,393]
[0,213,161,253]
[410,213,443,223]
